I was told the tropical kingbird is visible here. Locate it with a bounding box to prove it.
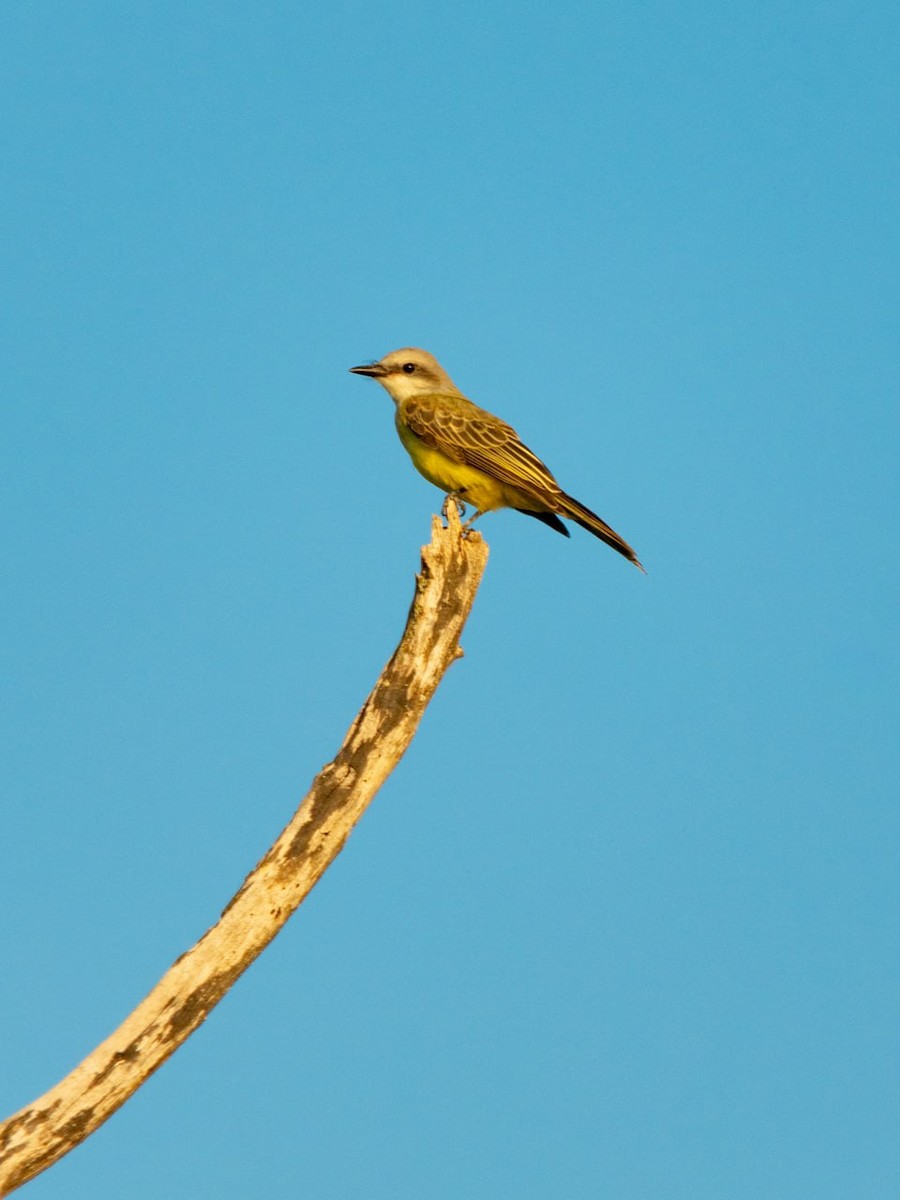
[350,347,643,570]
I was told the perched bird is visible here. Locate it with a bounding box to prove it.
[350,347,643,570]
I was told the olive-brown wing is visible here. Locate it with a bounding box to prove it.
[404,396,563,501]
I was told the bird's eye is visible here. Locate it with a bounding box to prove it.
[402,362,417,374]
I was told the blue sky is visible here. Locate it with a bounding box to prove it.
[1,2,897,1196]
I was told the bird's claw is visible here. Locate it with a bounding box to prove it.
[442,493,468,522]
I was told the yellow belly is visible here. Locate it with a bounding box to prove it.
[396,416,513,513]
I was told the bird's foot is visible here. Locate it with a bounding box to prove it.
[442,493,468,522]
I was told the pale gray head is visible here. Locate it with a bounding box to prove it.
[349,347,460,403]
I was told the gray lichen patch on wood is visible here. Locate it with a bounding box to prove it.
[0,509,488,1197]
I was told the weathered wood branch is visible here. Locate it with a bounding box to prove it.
[0,508,489,1196]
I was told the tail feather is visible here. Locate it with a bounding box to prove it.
[558,493,645,571]
[514,508,571,537]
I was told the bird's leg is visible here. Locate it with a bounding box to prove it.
[442,492,468,522]
[461,510,485,533]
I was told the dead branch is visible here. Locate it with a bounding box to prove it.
[0,507,489,1195]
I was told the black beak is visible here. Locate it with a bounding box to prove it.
[349,361,387,378]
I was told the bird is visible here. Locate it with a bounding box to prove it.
[349,347,643,570]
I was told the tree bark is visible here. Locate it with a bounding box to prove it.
[0,508,488,1196]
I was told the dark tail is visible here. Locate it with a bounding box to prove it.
[515,508,571,537]
[558,493,645,572]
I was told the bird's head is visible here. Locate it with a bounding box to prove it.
[349,347,458,402]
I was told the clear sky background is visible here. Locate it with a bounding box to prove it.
[1,3,897,1197]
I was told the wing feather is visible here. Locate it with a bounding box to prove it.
[405,395,562,501]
